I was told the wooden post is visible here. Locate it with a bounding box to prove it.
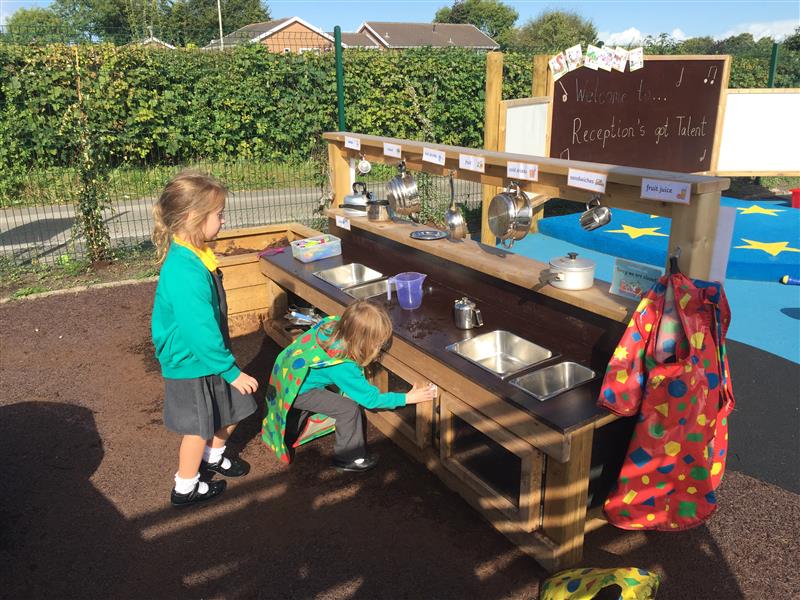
[542,426,593,569]
[527,54,551,233]
[481,52,504,245]
[669,192,722,279]
[532,55,549,97]
[327,142,351,208]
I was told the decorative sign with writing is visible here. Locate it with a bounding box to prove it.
[383,142,402,158]
[641,178,691,204]
[344,136,361,151]
[610,258,664,300]
[507,161,539,181]
[549,57,727,172]
[459,154,485,173]
[567,168,607,193]
[422,147,446,166]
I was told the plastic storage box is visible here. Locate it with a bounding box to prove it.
[290,234,342,263]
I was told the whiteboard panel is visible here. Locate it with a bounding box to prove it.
[716,90,800,174]
[504,102,548,157]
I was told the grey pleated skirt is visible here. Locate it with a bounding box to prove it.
[163,374,257,439]
[161,268,257,439]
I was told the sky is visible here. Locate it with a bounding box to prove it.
[1,0,798,43]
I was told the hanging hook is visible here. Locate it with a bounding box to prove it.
[669,247,682,275]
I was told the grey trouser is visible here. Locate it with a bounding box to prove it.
[291,388,366,462]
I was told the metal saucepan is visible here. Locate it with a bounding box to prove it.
[386,160,420,218]
[543,252,596,290]
[445,173,466,241]
[488,182,548,248]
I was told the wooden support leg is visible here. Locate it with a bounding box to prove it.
[542,426,593,569]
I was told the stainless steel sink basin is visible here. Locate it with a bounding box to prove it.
[510,362,596,401]
[313,263,383,289]
[446,330,553,378]
[343,278,394,300]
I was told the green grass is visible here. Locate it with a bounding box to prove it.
[1,157,328,208]
[0,244,158,300]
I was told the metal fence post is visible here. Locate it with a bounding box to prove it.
[334,26,345,131]
[767,42,779,87]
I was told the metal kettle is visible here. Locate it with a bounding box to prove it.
[454,297,483,330]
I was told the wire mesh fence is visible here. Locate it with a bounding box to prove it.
[0,138,333,265]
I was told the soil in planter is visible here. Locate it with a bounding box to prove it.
[216,236,290,257]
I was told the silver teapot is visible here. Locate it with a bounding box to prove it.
[453,297,483,330]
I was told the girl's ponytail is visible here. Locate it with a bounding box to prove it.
[152,202,171,263]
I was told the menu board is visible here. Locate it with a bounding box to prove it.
[549,57,727,172]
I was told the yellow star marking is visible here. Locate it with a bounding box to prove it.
[613,345,629,360]
[734,239,800,257]
[607,224,669,239]
[736,205,785,216]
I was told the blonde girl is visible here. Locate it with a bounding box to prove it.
[151,170,258,507]
[263,300,436,472]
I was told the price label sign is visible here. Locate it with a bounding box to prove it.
[567,168,607,193]
[640,178,691,204]
[507,161,539,182]
[383,142,402,158]
[459,154,485,173]
[422,147,446,166]
[335,214,351,231]
[344,136,361,151]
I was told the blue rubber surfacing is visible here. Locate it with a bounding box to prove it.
[536,196,800,281]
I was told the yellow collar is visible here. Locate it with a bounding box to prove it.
[173,236,219,271]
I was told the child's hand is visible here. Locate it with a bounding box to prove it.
[231,372,258,395]
[406,382,437,404]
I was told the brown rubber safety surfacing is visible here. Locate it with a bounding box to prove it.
[0,282,798,599]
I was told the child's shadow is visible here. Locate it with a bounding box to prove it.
[1,402,185,598]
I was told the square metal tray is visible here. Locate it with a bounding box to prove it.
[313,263,383,289]
[446,330,553,378]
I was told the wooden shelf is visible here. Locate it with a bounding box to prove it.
[328,209,637,323]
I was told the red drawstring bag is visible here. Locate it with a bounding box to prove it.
[598,273,734,530]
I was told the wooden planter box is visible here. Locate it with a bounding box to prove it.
[209,222,322,337]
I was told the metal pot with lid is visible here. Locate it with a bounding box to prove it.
[386,160,420,217]
[488,182,548,248]
[546,252,596,290]
[342,181,370,215]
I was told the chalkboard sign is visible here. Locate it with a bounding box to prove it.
[549,57,728,172]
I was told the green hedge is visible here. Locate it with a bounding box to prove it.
[0,44,533,166]
[1,43,796,202]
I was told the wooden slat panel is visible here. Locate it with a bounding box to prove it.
[225,285,270,315]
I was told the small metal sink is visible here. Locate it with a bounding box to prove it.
[446,330,553,378]
[343,278,394,300]
[313,263,383,289]
[510,362,596,402]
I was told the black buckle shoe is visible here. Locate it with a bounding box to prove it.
[201,456,251,478]
[170,479,226,508]
[333,454,379,473]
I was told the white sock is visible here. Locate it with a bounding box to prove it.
[174,472,209,495]
[203,445,231,469]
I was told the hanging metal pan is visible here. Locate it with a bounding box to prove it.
[444,173,467,241]
[386,160,420,217]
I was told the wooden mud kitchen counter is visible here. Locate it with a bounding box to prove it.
[255,132,729,572]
